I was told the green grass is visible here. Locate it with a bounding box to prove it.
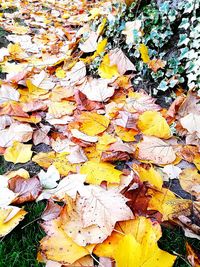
[159,226,200,267]
[0,202,46,267]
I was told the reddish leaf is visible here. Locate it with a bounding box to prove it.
[74,90,104,111]
[41,201,63,221]
[0,102,29,117]
[8,176,42,204]
[101,151,130,162]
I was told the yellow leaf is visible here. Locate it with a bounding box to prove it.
[47,101,75,118]
[96,38,107,55]
[55,67,66,78]
[96,133,117,153]
[79,112,110,136]
[6,168,30,179]
[179,168,200,200]
[97,18,107,35]
[137,111,171,139]
[83,146,101,162]
[147,188,191,221]
[94,217,176,267]
[98,54,119,79]
[139,44,150,63]
[32,151,56,169]
[40,219,89,264]
[115,126,137,141]
[114,234,142,267]
[132,164,163,189]
[26,79,48,98]
[0,207,27,237]
[80,161,122,185]
[53,153,77,176]
[4,141,32,164]
[194,154,200,170]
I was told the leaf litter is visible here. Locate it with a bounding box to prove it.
[0,0,200,266]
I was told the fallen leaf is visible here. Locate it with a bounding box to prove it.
[132,164,163,189]
[109,48,136,75]
[180,113,200,137]
[0,206,27,237]
[8,176,42,204]
[137,111,171,139]
[78,112,110,136]
[148,59,166,72]
[98,54,119,79]
[126,92,161,113]
[4,141,33,164]
[80,161,122,185]
[63,185,133,245]
[186,242,200,267]
[41,201,62,221]
[38,165,60,189]
[40,219,90,264]
[0,122,33,147]
[179,168,200,200]
[79,77,115,102]
[94,217,176,266]
[137,136,176,165]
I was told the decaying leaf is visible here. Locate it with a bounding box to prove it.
[8,176,42,204]
[137,136,176,165]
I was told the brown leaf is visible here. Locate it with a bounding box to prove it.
[0,101,29,117]
[41,201,63,221]
[74,90,104,111]
[109,142,135,154]
[101,151,130,162]
[124,182,152,216]
[148,59,166,72]
[186,242,200,267]
[114,111,139,130]
[137,136,176,165]
[167,95,185,118]
[8,176,42,204]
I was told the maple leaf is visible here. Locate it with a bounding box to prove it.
[0,83,20,104]
[38,165,60,189]
[126,91,161,113]
[132,164,163,189]
[98,54,119,79]
[41,201,63,222]
[62,185,133,245]
[37,174,86,201]
[109,48,136,74]
[74,90,104,111]
[180,113,200,137]
[148,59,166,72]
